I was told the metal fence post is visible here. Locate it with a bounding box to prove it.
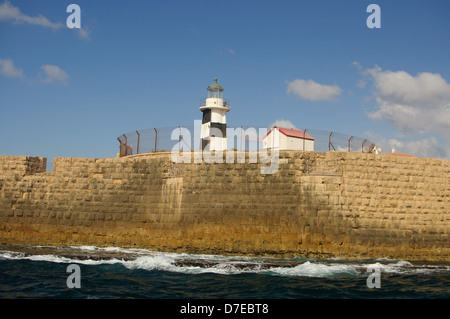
[329,132,336,151]
[178,126,181,152]
[154,128,158,152]
[303,129,307,151]
[136,130,140,154]
[117,137,122,156]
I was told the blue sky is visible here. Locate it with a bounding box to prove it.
[1,0,450,169]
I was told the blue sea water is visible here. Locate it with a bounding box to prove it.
[0,245,448,305]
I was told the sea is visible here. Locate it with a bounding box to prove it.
[0,245,448,315]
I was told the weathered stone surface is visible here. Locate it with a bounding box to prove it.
[0,152,449,261]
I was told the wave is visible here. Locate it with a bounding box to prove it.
[0,245,448,278]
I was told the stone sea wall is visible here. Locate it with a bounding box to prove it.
[0,151,448,261]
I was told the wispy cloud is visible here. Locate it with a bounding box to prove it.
[365,131,450,159]
[77,27,91,40]
[0,1,90,40]
[0,57,69,85]
[286,79,342,101]
[0,57,24,78]
[356,79,366,88]
[40,65,69,85]
[219,48,237,56]
[355,62,450,159]
[268,119,298,130]
[0,0,64,30]
[362,65,450,141]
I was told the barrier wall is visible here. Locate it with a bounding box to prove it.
[0,152,448,261]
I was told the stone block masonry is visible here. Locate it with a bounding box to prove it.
[0,151,448,262]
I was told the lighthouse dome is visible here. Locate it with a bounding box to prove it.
[207,78,224,92]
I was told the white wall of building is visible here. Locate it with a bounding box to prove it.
[211,110,227,123]
[201,123,227,151]
[284,135,314,151]
[209,136,227,151]
[205,97,224,108]
[201,123,210,138]
[263,129,314,151]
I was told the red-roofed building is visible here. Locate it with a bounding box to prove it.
[263,127,315,151]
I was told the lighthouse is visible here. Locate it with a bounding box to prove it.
[199,78,230,151]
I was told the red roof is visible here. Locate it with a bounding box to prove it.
[264,127,315,141]
[389,153,414,157]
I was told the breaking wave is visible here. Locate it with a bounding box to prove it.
[0,245,448,278]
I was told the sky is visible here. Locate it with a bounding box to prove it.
[1,0,450,170]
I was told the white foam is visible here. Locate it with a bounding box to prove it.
[266,261,360,277]
[361,260,414,274]
[70,245,149,255]
[124,254,176,271]
[120,254,245,275]
[0,248,133,266]
[1,246,448,277]
[74,246,98,251]
[119,255,361,277]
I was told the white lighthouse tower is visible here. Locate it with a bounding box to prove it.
[199,78,230,151]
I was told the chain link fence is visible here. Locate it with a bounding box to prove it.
[117,123,376,157]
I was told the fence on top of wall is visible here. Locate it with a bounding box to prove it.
[117,124,376,157]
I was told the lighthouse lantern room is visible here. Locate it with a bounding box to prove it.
[199,78,230,151]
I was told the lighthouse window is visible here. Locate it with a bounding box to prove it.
[208,91,223,98]
[201,139,210,150]
[202,109,211,123]
[210,123,227,137]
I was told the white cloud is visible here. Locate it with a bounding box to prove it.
[352,61,363,70]
[286,79,342,101]
[364,66,450,141]
[0,1,92,40]
[268,119,298,130]
[365,131,450,159]
[357,64,450,159]
[0,58,69,85]
[40,65,69,84]
[356,79,366,88]
[76,27,91,40]
[0,57,23,78]
[367,66,450,108]
[0,0,64,30]
[218,48,236,56]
